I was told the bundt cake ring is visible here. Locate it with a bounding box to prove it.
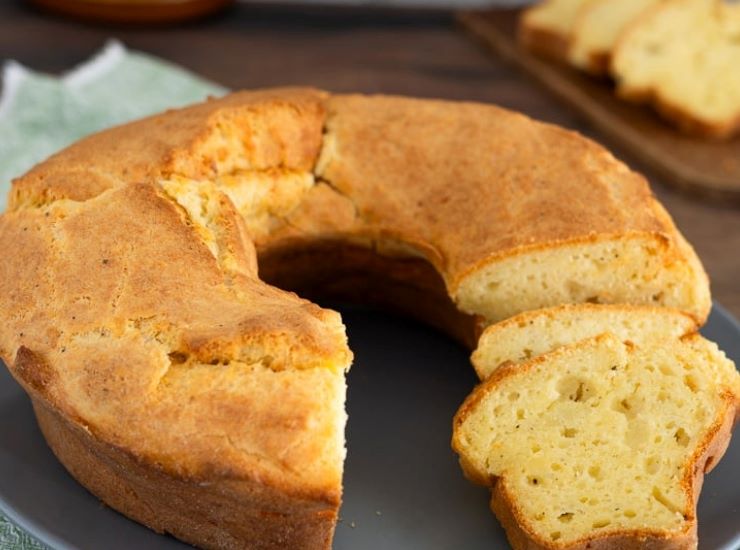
[0,88,714,549]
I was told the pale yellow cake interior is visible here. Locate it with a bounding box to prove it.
[569,0,661,73]
[455,333,739,546]
[523,0,596,36]
[612,0,740,131]
[453,236,709,324]
[472,304,697,379]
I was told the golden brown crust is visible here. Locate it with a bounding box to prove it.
[6,90,704,319]
[32,396,336,550]
[583,51,611,76]
[0,90,350,549]
[0,88,718,549]
[1,182,347,371]
[11,339,347,503]
[568,4,613,77]
[650,98,740,140]
[490,479,697,550]
[9,87,328,209]
[313,94,680,293]
[614,83,740,140]
[6,88,329,300]
[518,16,572,63]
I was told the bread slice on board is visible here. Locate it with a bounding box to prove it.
[519,0,596,62]
[471,304,698,380]
[568,0,662,75]
[454,332,740,550]
[611,0,740,139]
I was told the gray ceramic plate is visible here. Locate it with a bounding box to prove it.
[0,306,739,550]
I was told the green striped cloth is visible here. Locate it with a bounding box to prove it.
[0,517,46,550]
[0,40,225,549]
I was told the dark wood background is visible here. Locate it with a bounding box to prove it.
[1,1,738,318]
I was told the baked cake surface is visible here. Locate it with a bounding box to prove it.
[0,88,720,549]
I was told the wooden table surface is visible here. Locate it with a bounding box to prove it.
[1,2,738,318]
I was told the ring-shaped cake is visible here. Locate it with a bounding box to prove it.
[0,88,713,549]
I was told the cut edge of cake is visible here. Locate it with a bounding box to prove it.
[518,0,596,62]
[451,230,710,326]
[471,303,698,380]
[611,0,740,139]
[568,0,661,75]
[453,332,739,549]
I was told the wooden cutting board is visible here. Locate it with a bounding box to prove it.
[458,8,740,201]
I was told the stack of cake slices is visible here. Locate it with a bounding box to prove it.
[519,0,740,139]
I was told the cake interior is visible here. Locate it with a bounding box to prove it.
[455,334,736,545]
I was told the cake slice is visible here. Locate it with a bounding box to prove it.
[519,0,597,62]
[453,333,740,549]
[611,0,740,138]
[472,304,697,380]
[568,0,662,75]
